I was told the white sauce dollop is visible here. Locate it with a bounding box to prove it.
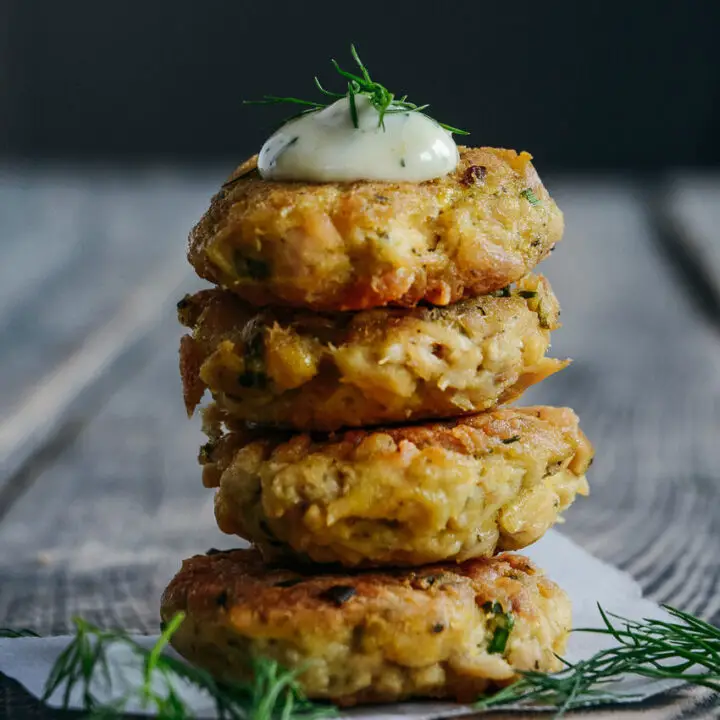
[258,95,459,183]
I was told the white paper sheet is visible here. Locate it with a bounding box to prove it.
[0,531,683,717]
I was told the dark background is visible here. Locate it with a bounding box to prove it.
[1,0,717,171]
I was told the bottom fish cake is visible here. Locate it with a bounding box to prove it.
[160,549,571,706]
[203,405,593,567]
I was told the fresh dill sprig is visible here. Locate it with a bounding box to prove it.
[245,44,468,135]
[0,628,39,638]
[2,604,718,718]
[476,604,720,718]
[29,612,335,719]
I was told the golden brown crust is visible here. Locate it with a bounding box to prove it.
[178,274,567,431]
[161,549,572,705]
[187,147,563,310]
[178,335,206,417]
[203,406,593,566]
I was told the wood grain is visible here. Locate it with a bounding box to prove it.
[666,174,720,299]
[0,172,719,718]
[0,167,219,487]
[525,180,720,623]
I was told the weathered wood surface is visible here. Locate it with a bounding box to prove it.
[527,180,720,622]
[664,174,720,330]
[666,174,720,283]
[0,166,215,487]
[0,170,719,718]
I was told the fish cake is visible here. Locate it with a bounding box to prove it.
[202,406,592,566]
[178,274,567,431]
[187,147,563,311]
[160,548,571,706]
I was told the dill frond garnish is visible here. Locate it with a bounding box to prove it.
[2,603,717,718]
[0,628,39,638]
[31,612,334,719]
[245,44,468,135]
[476,604,720,718]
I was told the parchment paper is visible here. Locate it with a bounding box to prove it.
[0,531,683,717]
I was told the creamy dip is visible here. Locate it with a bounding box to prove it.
[258,95,459,183]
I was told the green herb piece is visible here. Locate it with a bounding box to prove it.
[313,77,344,100]
[245,44,468,135]
[502,435,521,444]
[239,328,267,390]
[483,602,515,654]
[233,250,271,280]
[247,96,325,111]
[19,612,336,719]
[477,604,720,717]
[488,623,514,654]
[0,628,39,638]
[520,188,541,206]
[198,441,215,463]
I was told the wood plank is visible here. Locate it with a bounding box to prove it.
[0,170,91,319]
[0,176,719,718]
[666,174,720,293]
[0,328,228,633]
[0,166,222,488]
[517,178,720,623]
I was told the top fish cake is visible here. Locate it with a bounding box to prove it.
[188,147,563,310]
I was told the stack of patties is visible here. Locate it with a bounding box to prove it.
[162,145,594,706]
